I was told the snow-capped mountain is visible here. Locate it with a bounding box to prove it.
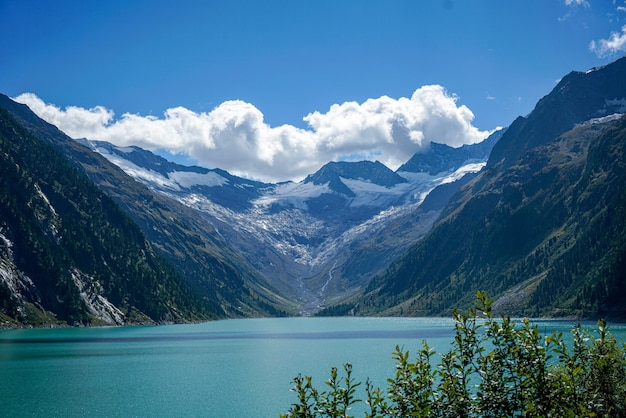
[82,129,504,313]
[398,132,501,175]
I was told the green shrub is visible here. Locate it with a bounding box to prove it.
[280,291,626,417]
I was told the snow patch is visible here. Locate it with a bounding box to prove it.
[95,146,229,191]
[341,177,412,207]
[439,163,486,185]
[395,162,485,205]
[254,182,330,209]
[111,145,136,154]
[576,112,625,127]
[168,170,229,188]
[96,146,181,190]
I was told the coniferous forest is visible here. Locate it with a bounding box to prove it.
[0,107,212,324]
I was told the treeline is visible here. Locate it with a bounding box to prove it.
[281,292,626,417]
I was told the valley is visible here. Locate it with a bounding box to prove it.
[83,134,501,313]
[1,56,626,325]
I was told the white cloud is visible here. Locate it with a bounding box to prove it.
[589,24,626,58]
[564,0,589,7]
[17,93,114,137]
[14,88,491,183]
[559,0,590,21]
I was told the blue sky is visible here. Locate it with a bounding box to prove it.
[1,0,626,182]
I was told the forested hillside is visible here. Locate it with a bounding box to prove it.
[0,107,214,325]
[353,58,626,318]
[0,94,290,321]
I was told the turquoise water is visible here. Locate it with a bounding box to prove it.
[0,317,624,417]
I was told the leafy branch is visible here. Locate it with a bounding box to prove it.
[281,292,626,417]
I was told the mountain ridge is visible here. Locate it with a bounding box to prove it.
[0,107,217,326]
[353,56,626,319]
[398,131,502,175]
[0,94,289,325]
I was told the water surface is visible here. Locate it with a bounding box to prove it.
[0,317,623,417]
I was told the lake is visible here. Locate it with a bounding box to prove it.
[1,317,624,417]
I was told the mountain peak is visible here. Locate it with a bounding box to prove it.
[304,160,407,197]
[83,140,209,177]
[398,129,504,175]
[488,55,626,168]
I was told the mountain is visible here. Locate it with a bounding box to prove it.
[0,95,289,325]
[0,107,215,326]
[355,56,626,318]
[0,84,501,319]
[304,160,408,197]
[77,127,501,314]
[398,132,501,175]
[82,140,269,211]
[489,59,626,169]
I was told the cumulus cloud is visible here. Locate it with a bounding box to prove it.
[590,24,626,58]
[14,88,490,183]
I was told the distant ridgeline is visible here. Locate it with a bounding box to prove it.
[350,56,626,319]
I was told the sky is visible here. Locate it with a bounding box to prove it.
[1,0,626,182]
